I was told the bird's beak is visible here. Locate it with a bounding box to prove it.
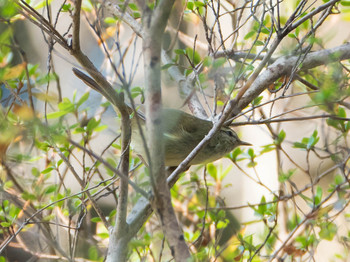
[239,140,252,146]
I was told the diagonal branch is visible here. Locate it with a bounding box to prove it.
[233,43,350,115]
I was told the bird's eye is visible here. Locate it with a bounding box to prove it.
[224,130,234,137]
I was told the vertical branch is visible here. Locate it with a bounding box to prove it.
[70,2,132,261]
[72,0,81,51]
[141,0,191,260]
[106,113,131,262]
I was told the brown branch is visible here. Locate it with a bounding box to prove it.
[53,145,110,229]
[287,0,341,34]
[16,0,69,50]
[232,43,350,116]
[72,0,82,51]
[141,0,191,259]
[68,139,148,198]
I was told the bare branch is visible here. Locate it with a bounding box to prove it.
[233,43,350,115]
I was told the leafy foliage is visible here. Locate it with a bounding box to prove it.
[1,0,350,261]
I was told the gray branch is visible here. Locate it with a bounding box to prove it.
[233,43,350,114]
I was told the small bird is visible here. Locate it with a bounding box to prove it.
[73,68,251,166]
[131,108,251,166]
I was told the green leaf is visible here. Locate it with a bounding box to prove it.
[203,56,212,67]
[88,246,99,260]
[314,186,323,206]
[41,166,55,174]
[194,1,206,7]
[58,98,75,112]
[255,40,264,46]
[74,199,82,207]
[61,3,72,12]
[248,148,255,158]
[319,222,337,241]
[255,196,267,216]
[109,209,117,218]
[2,200,9,208]
[131,86,144,100]
[293,130,319,150]
[196,5,205,15]
[104,16,118,24]
[128,3,139,10]
[87,118,100,132]
[133,12,141,19]
[212,57,226,69]
[247,148,257,167]
[261,28,270,34]
[77,92,89,108]
[162,63,175,70]
[278,169,296,183]
[308,130,319,149]
[31,167,41,177]
[251,96,263,106]
[57,159,63,167]
[229,147,243,162]
[4,180,13,190]
[44,185,58,195]
[338,107,346,118]
[0,0,18,18]
[46,110,68,119]
[287,214,302,231]
[175,49,186,55]
[0,222,12,227]
[97,232,110,239]
[220,165,233,180]
[260,144,275,154]
[244,31,256,40]
[186,47,201,65]
[21,192,37,200]
[217,219,228,229]
[293,142,306,149]
[207,163,217,180]
[94,124,108,132]
[341,1,350,6]
[334,174,344,185]
[187,1,194,10]
[299,193,313,206]
[9,205,20,219]
[274,130,286,145]
[295,235,313,250]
